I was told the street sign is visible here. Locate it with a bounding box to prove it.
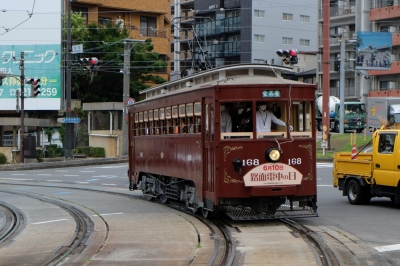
[72,44,83,54]
[321,140,328,149]
[126,97,136,106]
[57,117,81,123]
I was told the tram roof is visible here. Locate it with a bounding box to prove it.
[140,64,308,100]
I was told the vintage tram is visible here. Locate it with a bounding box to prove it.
[127,64,318,220]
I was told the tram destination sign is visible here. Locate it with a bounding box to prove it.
[57,117,81,123]
[262,90,281,98]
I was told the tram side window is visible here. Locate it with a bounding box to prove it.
[194,102,201,133]
[220,102,252,139]
[134,113,139,136]
[256,101,286,139]
[159,108,165,134]
[289,101,312,137]
[186,103,194,133]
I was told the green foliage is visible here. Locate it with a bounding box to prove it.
[0,153,7,164]
[37,145,63,159]
[44,127,56,145]
[72,146,105,157]
[58,124,65,146]
[66,14,167,103]
[316,134,372,159]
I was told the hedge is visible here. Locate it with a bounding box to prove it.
[72,146,105,158]
[0,153,7,164]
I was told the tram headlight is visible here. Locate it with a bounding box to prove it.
[232,158,242,172]
[265,147,281,162]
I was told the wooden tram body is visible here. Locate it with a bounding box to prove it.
[128,64,318,219]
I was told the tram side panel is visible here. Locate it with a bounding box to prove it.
[132,134,204,200]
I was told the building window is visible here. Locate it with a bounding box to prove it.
[300,39,310,46]
[227,10,240,17]
[283,13,293,21]
[254,34,265,43]
[98,17,111,25]
[140,16,156,37]
[254,10,265,18]
[304,77,313,84]
[300,15,310,22]
[282,37,293,45]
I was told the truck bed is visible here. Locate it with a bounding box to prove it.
[332,152,373,187]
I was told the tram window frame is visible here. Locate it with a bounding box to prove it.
[139,112,144,135]
[148,110,154,135]
[154,109,160,134]
[194,102,201,133]
[166,107,173,134]
[160,108,165,134]
[134,113,139,136]
[186,103,194,133]
[255,101,287,139]
[288,101,312,138]
[143,111,149,135]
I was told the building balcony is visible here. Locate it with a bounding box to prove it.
[370,4,400,21]
[369,61,400,76]
[368,89,400,97]
[319,4,356,19]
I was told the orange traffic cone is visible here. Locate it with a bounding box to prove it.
[351,144,357,160]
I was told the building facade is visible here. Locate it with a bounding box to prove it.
[170,0,318,80]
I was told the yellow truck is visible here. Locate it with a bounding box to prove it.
[333,127,400,204]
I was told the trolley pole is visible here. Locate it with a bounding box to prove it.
[20,51,25,163]
[339,37,345,134]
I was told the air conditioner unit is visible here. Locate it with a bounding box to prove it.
[296,67,304,73]
[389,81,396,89]
[391,54,396,61]
[390,26,397,33]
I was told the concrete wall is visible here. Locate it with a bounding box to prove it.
[89,130,122,158]
[0,147,15,164]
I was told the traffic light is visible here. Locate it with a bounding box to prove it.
[27,78,41,97]
[80,57,102,73]
[334,59,340,71]
[276,49,298,65]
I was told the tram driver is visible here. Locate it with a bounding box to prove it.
[256,103,286,133]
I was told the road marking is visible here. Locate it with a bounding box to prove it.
[375,244,400,252]
[75,181,89,184]
[101,183,116,186]
[317,163,333,168]
[64,175,79,177]
[32,219,68,225]
[86,179,99,182]
[93,212,124,216]
[106,175,117,179]
[0,178,34,181]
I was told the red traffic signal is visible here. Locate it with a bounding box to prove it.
[28,78,41,97]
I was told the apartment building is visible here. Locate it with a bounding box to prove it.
[318,0,373,103]
[170,0,318,80]
[369,0,400,97]
[70,0,171,80]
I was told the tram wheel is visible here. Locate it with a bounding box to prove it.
[159,193,168,204]
[144,193,155,201]
[201,208,209,219]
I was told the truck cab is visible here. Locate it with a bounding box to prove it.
[333,127,400,204]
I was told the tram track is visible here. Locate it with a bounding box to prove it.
[0,189,99,265]
[0,182,337,266]
[0,202,25,248]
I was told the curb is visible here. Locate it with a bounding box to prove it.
[0,156,128,171]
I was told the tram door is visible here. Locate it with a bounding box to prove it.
[204,97,216,200]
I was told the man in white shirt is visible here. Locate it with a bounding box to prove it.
[220,105,232,132]
[256,104,286,132]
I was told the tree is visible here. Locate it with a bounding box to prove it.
[64,13,167,103]
[44,127,56,145]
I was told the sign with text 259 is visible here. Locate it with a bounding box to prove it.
[0,44,61,110]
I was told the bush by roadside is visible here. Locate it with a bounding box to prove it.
[0,153,7,164]
[72,146,105,157]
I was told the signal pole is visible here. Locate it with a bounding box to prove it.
[65,0,73,158]
[20,51,25,163]
[122,39,131,156]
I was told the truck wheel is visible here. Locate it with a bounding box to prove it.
[335,122,340,133]
[347,180,368,205]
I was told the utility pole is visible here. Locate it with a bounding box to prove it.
[339,37,345,134]
[20,51,25,163]
[122,39,131,156]
[65,0,73,158]
[322,0,331,150]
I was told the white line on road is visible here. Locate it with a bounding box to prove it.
[101,183,116,186]
[0,178,34,181]
[86,179,99,182]
[93,212,124,216]
[375,244,400,253]
[32,219,67,225]
[75,181,89,184]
